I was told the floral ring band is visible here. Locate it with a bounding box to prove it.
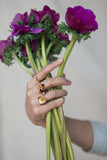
[38,95,47,105]
[33,75,45,94]
[38,83,45,94]
[33,75,40,82]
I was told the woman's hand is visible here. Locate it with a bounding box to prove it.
[25,58,72,127]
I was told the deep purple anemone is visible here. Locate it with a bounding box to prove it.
[30,6,60,25]
[65,6,98,33]
[40,5,60,24]
[30,9,41,24]
[9,23,44,38]
[10,12,29,27]
[0,39,13,62]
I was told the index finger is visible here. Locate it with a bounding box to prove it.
[36,58,63,81]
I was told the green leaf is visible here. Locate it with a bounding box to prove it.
[17,20,25,26]
[58,22,92,43]
[15,32,44,45]
[58,22,72,34]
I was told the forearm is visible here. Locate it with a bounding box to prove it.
[65,117,94,150]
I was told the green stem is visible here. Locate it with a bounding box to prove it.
[41,35,47,66]
[52,114,62,160]
[53,106,75,160]
[46,111,51,160]
[53,107,67,160]
[46,41,54,56]
[36,50,42,71]
[57,35,77,77]
[66,131,75,160]
[50,133,56,160]
[57,35,77,160]
[60,107,67,160]
[25,42,38,74]
[14,56,33,76]
[41,35,51,160]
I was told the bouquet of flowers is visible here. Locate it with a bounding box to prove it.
[0,5,98,160]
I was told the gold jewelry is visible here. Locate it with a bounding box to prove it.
[33,75,40,82]
[38,83,45,93]
[38,95,47,104]
[33,75,45,93]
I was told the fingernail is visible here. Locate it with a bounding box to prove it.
[67,80,72,85]
[57,58,63,62]
[63,73,66,78]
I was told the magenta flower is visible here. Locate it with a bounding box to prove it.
[10,12,29,27]
[30,6,60,25]
[0,39,13,62]
[22,40,38,56]
[9,23,44,38]
[65,6,98,33]
[30,9,41,24]
[40,5,60,24]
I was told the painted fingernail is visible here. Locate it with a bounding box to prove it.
[63,74,66,78]
[67,80,72,85]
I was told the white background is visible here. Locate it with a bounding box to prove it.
[0,0,107,160]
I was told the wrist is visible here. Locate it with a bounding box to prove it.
[65,117,94,150]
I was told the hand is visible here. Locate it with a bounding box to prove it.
[25,58,72,127]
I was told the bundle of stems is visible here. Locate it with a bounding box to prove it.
[15,34,77,160]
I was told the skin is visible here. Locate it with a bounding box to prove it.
[25,58,93,151]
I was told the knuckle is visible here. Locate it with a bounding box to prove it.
[56,77,62,82]
[30,98,36,105]
[27,91,31,98]
[46,78,52,85]
[49,100,57,108]
[52,90,57,97]
[41,67,47,75]
[34,107,40,116]
[27,82,31,90]
[57,77,66,85]
[59,77,64,81]
[29,98,33,104]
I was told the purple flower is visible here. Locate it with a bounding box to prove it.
[0,39,13,62]
[53,25,70,44]
[30,6,60,25]
[10,12,29,27]
[59,32,70,44]
[9,23,44,38]
[22,40,38,56]
[65,6,98,33]
[30,9,41,24]
[40,5,60,24]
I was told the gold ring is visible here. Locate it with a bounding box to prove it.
[38,83,45,93]
[33,75,40,82]
[38,95,47,105]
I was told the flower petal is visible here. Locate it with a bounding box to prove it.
[65,6,98,33]
[0,39,13,61]
[10,12,29,27]
[31,28,45,34]
[40,5,60,24]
